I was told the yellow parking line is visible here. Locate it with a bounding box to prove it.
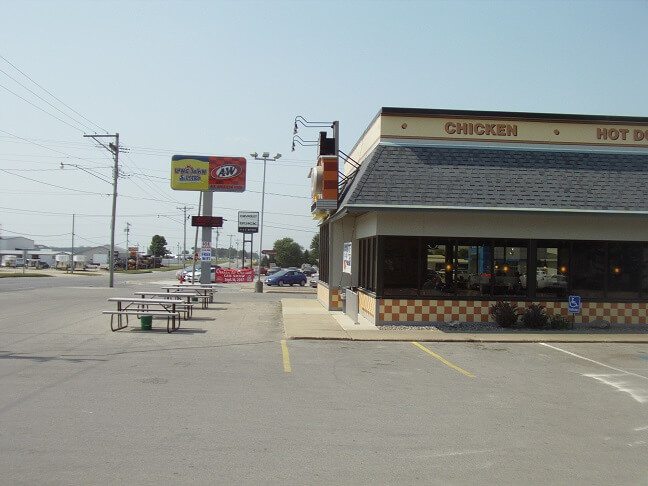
[281,339,292,373]
[412,342,475,378]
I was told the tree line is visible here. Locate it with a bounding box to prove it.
[148,234,320,268]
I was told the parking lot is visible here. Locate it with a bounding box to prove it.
[1,271,647,485]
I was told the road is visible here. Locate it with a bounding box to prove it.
[1,271,647,485]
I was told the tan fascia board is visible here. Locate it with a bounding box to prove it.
[342,204,648,217]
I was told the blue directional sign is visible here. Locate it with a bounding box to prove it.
[568,295,581,314]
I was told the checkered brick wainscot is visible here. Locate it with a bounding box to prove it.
[318,284,343,311]
[330,289,343,310]
[379,299,648,325]
[358,291,376,324]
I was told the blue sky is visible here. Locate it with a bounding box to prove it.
[1,0,647,254]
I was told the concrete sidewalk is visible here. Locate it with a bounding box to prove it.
[282,298,648,343]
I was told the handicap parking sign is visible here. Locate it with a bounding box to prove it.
[568,295,581,314]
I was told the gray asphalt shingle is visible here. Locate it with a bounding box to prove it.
[341,145,648,212]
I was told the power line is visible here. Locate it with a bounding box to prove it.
[0,66,97,133]
[0,169,111,195]
[0,129,113,168]
[1,227,70,238]
[0,82,86,133]
[0,52,108,133]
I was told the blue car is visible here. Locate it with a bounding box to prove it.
[265,269,307,287]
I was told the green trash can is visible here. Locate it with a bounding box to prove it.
[140,314,153,330]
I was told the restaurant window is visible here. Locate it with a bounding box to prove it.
[383,237,420,296]
[421,239,493,298]
[535,243,569,298]
[461,240,495,297]
[421,240,451,297]
[378,237,647,301]
[492,242,527,296]
[642,245,648,298]
[571,242,605,298]
[608,242,641,299]
[319,224,329,284]
[358,237,377,293]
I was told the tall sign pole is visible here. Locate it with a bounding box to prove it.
[200,192,213,284]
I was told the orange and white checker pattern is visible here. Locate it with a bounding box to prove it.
[330,289,343,310]
[380,299,491,323]
[317,283,330,307]
[379,299,648,325]
[358,291,376,321]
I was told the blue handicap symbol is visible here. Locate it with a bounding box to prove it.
[568,295,581,313]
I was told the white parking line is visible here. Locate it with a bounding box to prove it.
[540,343,648,404]
[539,343,648,381]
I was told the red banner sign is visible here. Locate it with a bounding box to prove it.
[215,268,255,283]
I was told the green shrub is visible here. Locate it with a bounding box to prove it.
[548,315,571,330]
[490,301,519,328]
[521,304,549,329]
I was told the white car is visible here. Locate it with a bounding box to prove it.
[184,268,216,283]
[309,273,319,288]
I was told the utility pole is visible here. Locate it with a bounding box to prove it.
[84,133,120,287]
[176,205,193,268]
[124,222,130,251]
[70,213,75,274]
[228,234,234,268]
[214,227,220,265]
[124,222,131,270]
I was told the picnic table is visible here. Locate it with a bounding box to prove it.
[134,291,206,317]
[162,286,215,306]
[104,297,183,333]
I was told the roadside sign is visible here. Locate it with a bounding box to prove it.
[238,211,259,233]
[201,241,211,262]
[568,295,581,314]
[192,216,224,227]
[261,250,277,255]
[171,155,246,192]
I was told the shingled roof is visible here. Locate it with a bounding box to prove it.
[339,144,648,214]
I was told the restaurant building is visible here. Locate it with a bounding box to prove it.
[310,108,648,326]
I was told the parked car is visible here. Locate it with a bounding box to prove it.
[302,266,317,276]
[265,269,307,287]
[266,267,282,276]
[309,273,319,287]
[184,265,220,283]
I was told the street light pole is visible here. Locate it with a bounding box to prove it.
[250,152,281,293]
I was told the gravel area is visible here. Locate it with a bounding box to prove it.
[379,321,648,333]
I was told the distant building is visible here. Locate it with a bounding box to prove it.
[0,236,35,251]
[0,237,67,267]
[77,246,127,264]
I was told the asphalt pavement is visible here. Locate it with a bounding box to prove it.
[2,271,648,485]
